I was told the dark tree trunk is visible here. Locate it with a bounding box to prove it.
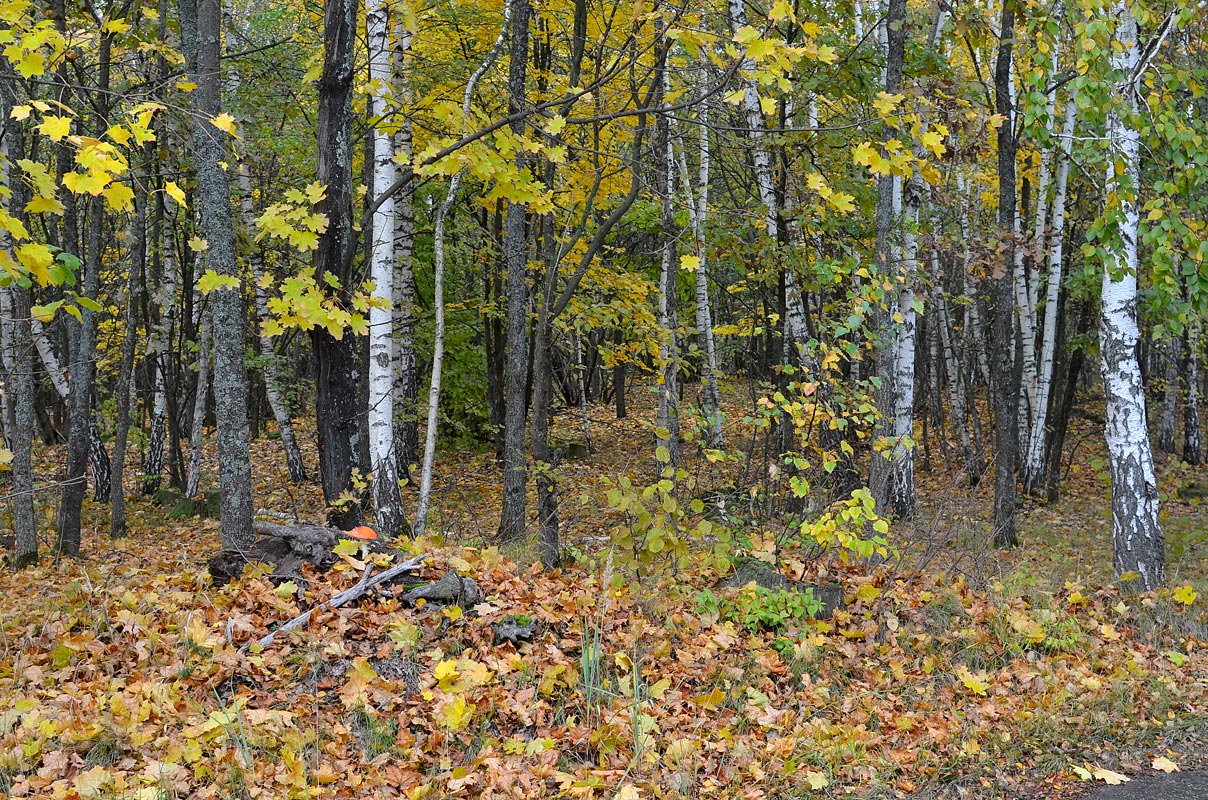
[56,21,114,555]
[311,0,362,531]
[613,330,627,418]
[1045,298,1089,502]
[497,0,532,543]
[988,0,1019,548]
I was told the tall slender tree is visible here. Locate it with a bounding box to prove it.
[179,0,255,551]
[1099,0,1164,589]
[312,0,363,531]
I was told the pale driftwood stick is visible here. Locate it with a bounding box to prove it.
[240,553,428,653]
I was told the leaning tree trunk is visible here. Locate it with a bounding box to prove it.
[366,0,405,538]
[414,3,509,538]
[238,162,307,483]
[179,0,255,551]
[1023,91,1078,491]
[497,0,533,543]
[1100,0,1164,590]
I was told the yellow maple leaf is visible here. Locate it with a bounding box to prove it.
[690,685,726,712]
[165,180,187,208]
[853,141,878,168]
[1172,584,1197,606]
[872,92,904,117]
[103,183,135,212]
[209,113,240,138]
[955,665,990,696]
[39,115,73,142]
[1153,756,1179,773]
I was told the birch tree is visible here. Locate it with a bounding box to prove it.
[366,0,406,538]
[1098,0,1164,589]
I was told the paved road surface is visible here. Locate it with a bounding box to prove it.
[1080,771,1208,799]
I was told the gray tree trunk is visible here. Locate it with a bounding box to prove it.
[497,0,533,543]
[110,177,147,538]
[1159,337,1179,454]
[0,106,36,567]
[1184,322,1201,465]
[179,0,255,550]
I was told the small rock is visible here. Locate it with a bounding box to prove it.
[492,615,537,646]
[402,570,483,609]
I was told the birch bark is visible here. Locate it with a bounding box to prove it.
[366,0,405,537]
[1100,0,1164,589]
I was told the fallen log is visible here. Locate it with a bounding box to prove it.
[240,553,428,653]
[208,520,356,584]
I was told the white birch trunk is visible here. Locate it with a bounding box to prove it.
[143,221,178,494]
[656,58,679,472]
[888,169,920,513]
[366,0,405,537]
[186,308,211,499]
[675,83,722,448]
[30,319,71,400]
[414,183,456,538]
[1023,91,1077,491]
[1100,0,1163,590]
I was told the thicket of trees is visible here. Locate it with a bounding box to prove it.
[0,0,1204,590]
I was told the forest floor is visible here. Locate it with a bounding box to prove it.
[3,389,1208,800]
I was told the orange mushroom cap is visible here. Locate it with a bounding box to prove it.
[347,525,379,540]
